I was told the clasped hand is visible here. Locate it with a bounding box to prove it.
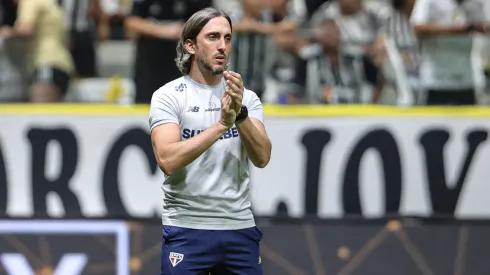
[220,71,244,128]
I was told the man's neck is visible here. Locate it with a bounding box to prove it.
[188,65,222,86]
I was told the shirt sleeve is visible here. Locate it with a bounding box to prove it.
[485,0,490,21]
[16,0,41,25]
[130,0,149,18]
[467,0,487,22]
[149,89,181,132]
[365,2,391,32]
[245,90,264,123]
[410,0,431,25]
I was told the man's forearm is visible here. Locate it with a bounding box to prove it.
[125,17,176,39]
[236,118,271,168]
[92,0,109,24]
[156,122,229,176]
[413,25,469,37]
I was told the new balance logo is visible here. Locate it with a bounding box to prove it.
[187,106,200,113]
[169,252,184,267]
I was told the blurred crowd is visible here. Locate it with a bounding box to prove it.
[0,0,489,106]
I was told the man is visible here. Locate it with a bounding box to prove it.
[59,0,109,78]
[410,0,488,105]
[149,7,272,275]
[125,0,212,103]
[311,0,391,57]
[4,0,73,102]
[228,0,299,102]
[282,18,381,104]
[0,0,27,102]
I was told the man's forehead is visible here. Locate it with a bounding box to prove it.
[201,17,232,34]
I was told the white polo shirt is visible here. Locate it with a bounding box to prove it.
[410,0,486,90]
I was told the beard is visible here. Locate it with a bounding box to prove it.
[197,54,225,75]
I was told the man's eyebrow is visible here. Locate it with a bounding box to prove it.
[204,31,232,36]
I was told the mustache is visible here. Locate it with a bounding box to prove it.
[213,53,227,58]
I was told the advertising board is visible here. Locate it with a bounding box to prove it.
[1,105,490,219]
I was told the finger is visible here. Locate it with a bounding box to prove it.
[226,73,243,88]
[228,72,244,87]
[222,92,232,101]
[228,71,241,79]
[223,71,241,83]
[223,71,235,82]
[225,89,242,103]
[225,95,233,107]
[226,80,242,95]
[222,95,231,107]
[225,74,244,95]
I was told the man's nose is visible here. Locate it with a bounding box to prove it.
[217,38,226,50]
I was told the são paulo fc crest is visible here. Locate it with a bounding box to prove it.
[169,252,184,267]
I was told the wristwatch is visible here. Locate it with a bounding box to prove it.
[235,106,248,123]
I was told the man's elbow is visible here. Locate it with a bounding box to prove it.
[253,158,270,169]
[252,148,271,168]
[156,156,179,176]
[14,24,34,37]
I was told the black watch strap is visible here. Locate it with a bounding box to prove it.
[235,106,248,122]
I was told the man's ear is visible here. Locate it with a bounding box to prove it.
[185,39,196,55]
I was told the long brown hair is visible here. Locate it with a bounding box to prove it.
[175,7,232,75]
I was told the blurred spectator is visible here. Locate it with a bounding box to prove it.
[228,0,303,101]
[311,0,390,57]
[228,0,274,100]
[375,0,421,104]
[304,0,332,19]
[59,0,109,78]
[3,0,73,103]
[267,0,306,24]
[381,0,419,74]
[1,0,16,26]
[100,0,132,39]
[286,18,382,104]
[125,0,212,104]
[410,0,488,105]
[0,0,27,102]
[308,0,387,103]
[265,0,307,103]
[213,0,241,15]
